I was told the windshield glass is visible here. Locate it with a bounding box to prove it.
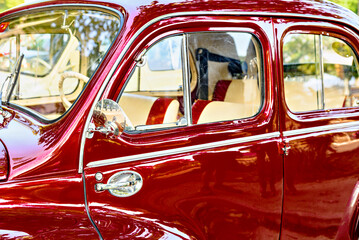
[0,8,121,120]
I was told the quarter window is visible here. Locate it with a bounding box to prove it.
[126,36,183,93]
[283,34,359,112]
[121,35,185,130]
[120,31,264,132]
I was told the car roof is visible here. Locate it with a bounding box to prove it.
[2,0,359,32]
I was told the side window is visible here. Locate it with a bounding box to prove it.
[120,31,264,131]
[188,32,263,124]
[283,34,359,112]
[121,35,184,131]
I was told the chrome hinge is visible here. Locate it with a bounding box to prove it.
[86,122,95,139]
[280,140,291,156]
[135,49,147,67]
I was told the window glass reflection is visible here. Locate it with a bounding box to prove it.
[0,9,121,120]
[283,34,359,112]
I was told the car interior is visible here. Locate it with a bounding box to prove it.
[119,32,264,131]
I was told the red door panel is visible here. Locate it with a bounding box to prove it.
[84,135,282,239]
[83,15,282,239]
[275,18,359,239]
[282,127,359,239]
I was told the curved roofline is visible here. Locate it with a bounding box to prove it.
[3,0,359,29]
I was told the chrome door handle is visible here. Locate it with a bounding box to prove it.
[95,181,136,191]
[95,171,143,197]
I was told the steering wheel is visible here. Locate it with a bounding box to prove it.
[59,71,89,110]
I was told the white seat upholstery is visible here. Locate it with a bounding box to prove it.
[213,79,260,105]
[192,100,258,124]
[284,80,318,111]
[210,79,261,120]
[119,93,179,126]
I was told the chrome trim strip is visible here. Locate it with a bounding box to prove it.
[79,10,359,173]
[182,33,192,126]
[87,132,280,168]
[319,35,325,109]
[283,121,359,137]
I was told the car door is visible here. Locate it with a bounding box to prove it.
[276,18,359,239]
[83,15,283,239]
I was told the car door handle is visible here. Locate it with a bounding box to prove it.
[96,181,135,191]
[95,171,143,197]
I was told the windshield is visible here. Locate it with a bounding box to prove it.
[0,8,121,120]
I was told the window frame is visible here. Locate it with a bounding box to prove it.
[123,34,196,96]
[280,24,359,121]
[117,30,266,133]
[283,32,359,112]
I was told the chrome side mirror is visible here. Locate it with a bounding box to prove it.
[87,99,133,138]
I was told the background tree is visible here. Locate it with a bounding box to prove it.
[0,0,24,12]
[330,0,358,13]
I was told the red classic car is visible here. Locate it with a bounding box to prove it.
[1,0,359,239]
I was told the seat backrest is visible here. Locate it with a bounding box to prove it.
[212,79,261,118]
[213,79,260,105]
[119,93,179,126]
[192,100,254,124]
[284,80,318,111]
[146,97,179,125]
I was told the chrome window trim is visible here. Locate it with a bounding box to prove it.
[319,34,325,109]
[283,121,359,137]
[86,131,280,168]
[79,10,359,173]
[182,33,192,126]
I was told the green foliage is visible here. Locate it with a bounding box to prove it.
[0,0,24,13]
[329,0,358,13]
[6,0,23,8]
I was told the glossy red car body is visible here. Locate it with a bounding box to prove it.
[1,0,359,239]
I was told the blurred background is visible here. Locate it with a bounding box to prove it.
[0,0,24,12]
[330,0,359,13]
[0,0,358,13]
